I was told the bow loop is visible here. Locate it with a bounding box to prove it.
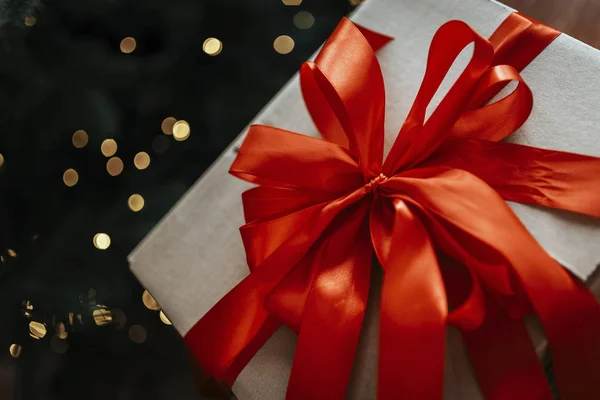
[384,20,494,175]
[231,124,364,195]
[300,17,389,178]
[370,198,447,399]
[449,64,533,141]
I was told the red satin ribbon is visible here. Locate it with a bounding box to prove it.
[186,12,600,400]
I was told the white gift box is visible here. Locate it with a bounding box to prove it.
[129,0,600,398]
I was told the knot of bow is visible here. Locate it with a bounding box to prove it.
[190,14,600,400]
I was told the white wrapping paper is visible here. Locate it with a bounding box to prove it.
[129,0,600,398]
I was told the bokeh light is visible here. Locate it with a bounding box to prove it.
[173,120,190,141]
[159,311,172,325]
[29,321,47,339]
[93,307,112,326]
[72,130,88,148]
[203,38,223,56]
[23,301,33,317]
[128,194,145,212]
[56,322,68,339]
[101,139,118,157]
[274,35,295,54]
[133,152,150,170]
[93,233,111,250]
[9,344,22,358]
[293,11,315,29]
[106,157,124,176]
[120,37,136,54]
[142,290,160,311]
[161,117,176,135]
[63,168,79,187]
[24,16,36,27]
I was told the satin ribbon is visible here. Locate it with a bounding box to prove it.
[186,12,600,400]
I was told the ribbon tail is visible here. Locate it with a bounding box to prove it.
[462,306,553,400]
[527,272,600,400]
[185,244,303,381]
[382,167,600,399]
[490,12,560,72]
[186,189,366,381]
[286,202,372,400]
[425,138,600,218]
[371,199,447,400]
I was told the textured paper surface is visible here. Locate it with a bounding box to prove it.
[129,0,600,398]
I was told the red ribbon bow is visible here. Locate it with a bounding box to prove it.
[187,13,600,400]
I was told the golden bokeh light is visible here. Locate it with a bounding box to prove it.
[293,11,315,29]
[203,38,223,56]
[133,151,150,170]
[50,335,69,354]
[29,321,47,340]
[72,130,88,148]
[9,344,22,358]
[128,194,145,212]
[106,157,124,176]
[282,0,302,5]
[173,120,191,141]
[120,37,136,54]
[56,322,68,339]
[142,290,160,311]
[161,117,176,135]
[93,307,112,326]
[23,300,33,318]
[93,233,111,250]
[159,311,172,325]
[101,139,117,157]
[63,168,79,187]
[24,16,36,27]
[23,301,33,318]
[0,153,4,167]
[7,249,17,258]
[129,325,147,344]
[273,35,295,54]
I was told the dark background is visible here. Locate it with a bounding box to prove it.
[0,0,357,399]
[0,0,596,399]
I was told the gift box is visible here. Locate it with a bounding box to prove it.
[129,0,600,398]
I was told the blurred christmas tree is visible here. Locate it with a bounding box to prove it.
[0,0,355,398]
